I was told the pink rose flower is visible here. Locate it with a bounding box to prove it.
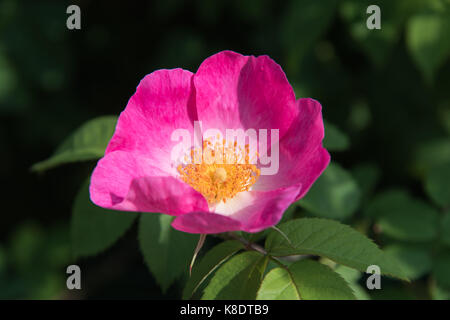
[89,50,330,234]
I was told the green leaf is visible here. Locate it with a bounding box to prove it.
[9,222,45,275]
[425,162,450,208]
[364,189,405,219]
[256,267,300,300]
[71,179,137,258]
[334,265,370,300]
[257,260,355,300]
[348,101,371,132]
[440,213,450,247]
[432,252,450,288]
[351,163,381,203]
[31,116,117,172]
[202,251,267,300]
[431,281,450,300]
[334,264,361,283]
[323,120,350,151]
[299,163,361,220]
[138,213,198,293]
[281,0,338,73]
[384,244,432,280]
[365,189,439,242]
[412,138,450,177]
[265,218,408,280]
[183,240,244,299]
[407,12,450,82]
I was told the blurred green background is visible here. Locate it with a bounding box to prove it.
[1,0,450,299]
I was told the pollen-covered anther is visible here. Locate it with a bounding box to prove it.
[177,140,260,204]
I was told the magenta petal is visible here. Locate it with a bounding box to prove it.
[171,184,301,234]
[194,50,298,137]
[90,151,209,215]
[171,212,242,234]
[293,146,330,200]
[105,68,197,175]
[236,184,302,233]
[254,98,330,200]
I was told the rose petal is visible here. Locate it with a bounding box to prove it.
[219,184,303,233]
[105,68,198,175]
[171,211,242,234]
[90,151,209,214]
[171,184,302,234]
[253,98,330,200]
[194,50,297,138]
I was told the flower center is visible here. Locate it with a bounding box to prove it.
[177,139,260,204]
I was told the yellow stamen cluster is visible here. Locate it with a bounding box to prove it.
[177,139,260,204]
